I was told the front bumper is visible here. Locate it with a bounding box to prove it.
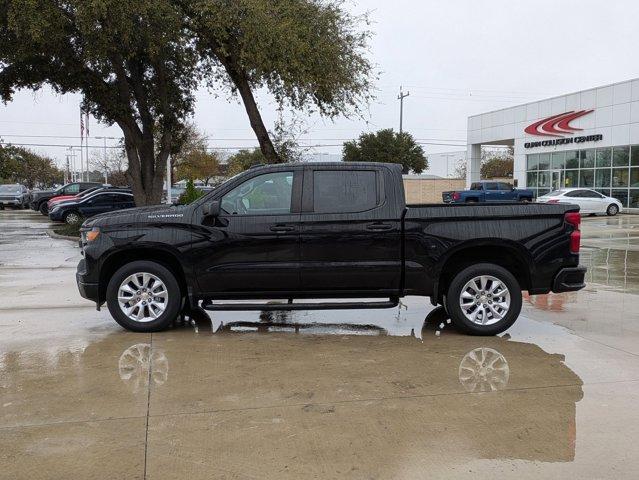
[552,266,587,293]
[76,258,100,303]
[0,199,21,206]
[49,210,65,221]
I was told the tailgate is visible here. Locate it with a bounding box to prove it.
[442,191,454,203]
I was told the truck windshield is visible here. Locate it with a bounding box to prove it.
[0,185,20,194]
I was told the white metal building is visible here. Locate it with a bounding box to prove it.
[467,78,639,209]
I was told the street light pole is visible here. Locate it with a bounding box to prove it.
[397,86,410,134]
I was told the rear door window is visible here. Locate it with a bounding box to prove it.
[313,170,378,213]
[498,182,513,190]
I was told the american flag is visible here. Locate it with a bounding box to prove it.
[80,109,89,139]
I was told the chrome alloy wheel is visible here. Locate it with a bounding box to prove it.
[65,212,81,224]
[459,275,511,325]
[118,272,168,323]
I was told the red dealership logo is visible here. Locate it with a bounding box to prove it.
[524,110,593,137]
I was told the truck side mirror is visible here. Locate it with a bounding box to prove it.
[203,200,221,217]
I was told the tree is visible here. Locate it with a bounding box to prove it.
[90,148,129,186]
[0,1,198,205]
[170,123,221,185]
[481,157,514,179]
[186,0,374,164]
[343,129,427,174]
[227,149,266,176]
[481,147,514,179]
[176,148,221,186]
[453,146,514,180]
[1,1,373,205]
[0,144,63,188]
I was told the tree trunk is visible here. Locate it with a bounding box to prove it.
[122,133,166,206]
[226,68,281,163]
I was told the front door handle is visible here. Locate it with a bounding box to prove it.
[366,222,393,232]
[270,224,295,232]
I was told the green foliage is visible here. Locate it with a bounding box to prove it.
[0,145,63,188]
[343,129,428,174]
[0,0,374,202]
[172,124,221,185]
[53,221,82,238]
[227,149,266,176]
[481,157,514,179]
[191,0,374,118]
[177,179,204,205]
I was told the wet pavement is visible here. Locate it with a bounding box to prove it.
[1,210,639,479]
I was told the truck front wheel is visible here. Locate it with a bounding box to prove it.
[445,263,522,335]
[106,260,182,332]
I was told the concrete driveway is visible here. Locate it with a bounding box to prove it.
[1,210,639,479]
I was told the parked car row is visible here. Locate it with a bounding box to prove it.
[442,181,623,216]
[48,187,135,224]
[31,182,104,214]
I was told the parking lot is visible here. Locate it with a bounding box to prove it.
[1,210,639,479]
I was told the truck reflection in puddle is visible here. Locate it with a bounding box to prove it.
[118,343,169,393]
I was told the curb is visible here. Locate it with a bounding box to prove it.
[47,229,80,243]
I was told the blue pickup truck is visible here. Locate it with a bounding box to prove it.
[443,181,535,203]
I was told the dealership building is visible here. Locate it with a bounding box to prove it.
[467,78,639,209]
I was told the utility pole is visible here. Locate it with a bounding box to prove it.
[95,136,108,183]
[65,154,71,184]
[397,86,410,134]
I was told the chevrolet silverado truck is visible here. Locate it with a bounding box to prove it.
[443,181,535,203]
[76,162,585,335]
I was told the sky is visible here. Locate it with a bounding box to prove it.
[1,0,639,177]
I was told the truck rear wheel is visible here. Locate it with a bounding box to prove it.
[445,263,522,335]
[39,202,48,215]
[106,260,181,332]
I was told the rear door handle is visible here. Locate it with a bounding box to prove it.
[270,224,295,232]
[366,222,394,232]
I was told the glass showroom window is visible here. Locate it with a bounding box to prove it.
[596,148,612,168]
[565,151,579,169]
[526,146,638,208]
[580,149,595,168]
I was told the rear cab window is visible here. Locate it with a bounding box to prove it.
[312,170,379,213]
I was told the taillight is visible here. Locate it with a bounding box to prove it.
[565,212,581,254]
[452,192,461,201]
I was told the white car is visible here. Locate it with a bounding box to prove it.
[536,188,623,216]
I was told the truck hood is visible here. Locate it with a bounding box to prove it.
[83,204,191,228]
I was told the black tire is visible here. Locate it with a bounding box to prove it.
[38,202,48,215]
[445,263,522,336]
[606,204,619,216]
[63,210,81,225]
[520,197,532,203]
[106,261,182,332]
[466,198,478,203]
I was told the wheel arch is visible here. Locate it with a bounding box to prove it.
[98,246,189,304]
[433,241,532,304]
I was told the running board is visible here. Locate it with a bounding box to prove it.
[201,298,399,312]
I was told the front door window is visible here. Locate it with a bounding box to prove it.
[221,172,293,216]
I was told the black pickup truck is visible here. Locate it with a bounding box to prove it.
[76,162,586,335]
